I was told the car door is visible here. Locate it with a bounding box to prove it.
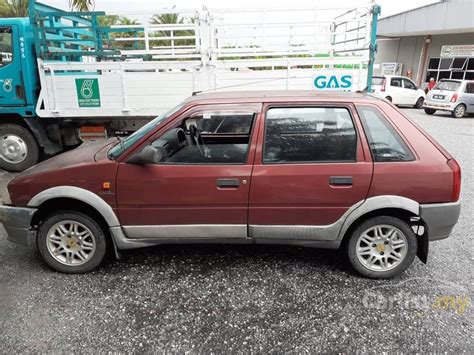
[248,103,373,241]
[0,26,26,107]
[389,77,406,104]
[402,78,419,105]
[463,82,474,113]
[116,103,262,240]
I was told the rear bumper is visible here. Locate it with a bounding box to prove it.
[423,100,456,112]
[0,205,37,246]
[420,201,461,241]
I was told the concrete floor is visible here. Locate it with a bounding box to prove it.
[0,108,472,352]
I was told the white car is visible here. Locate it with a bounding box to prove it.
[372,75,426,108]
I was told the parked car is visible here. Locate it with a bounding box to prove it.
[0,91,461,279]
[372,75,426,108]
[424,79,474,118]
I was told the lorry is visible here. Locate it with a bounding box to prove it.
[0,1,380,171]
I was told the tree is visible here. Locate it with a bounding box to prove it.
[0,0,28,18]
[150,11,194,47]
[69,0,94,11]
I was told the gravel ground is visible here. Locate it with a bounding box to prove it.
[0,109,473,353]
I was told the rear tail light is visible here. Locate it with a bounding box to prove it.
[381,79,386,92]
[450,93,458,103]
[447,159,461,201]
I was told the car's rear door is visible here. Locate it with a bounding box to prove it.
[116,103,262,240]
[389,77,406,104]
[248,103,373,240]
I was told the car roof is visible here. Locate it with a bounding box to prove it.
[185,90,380,104]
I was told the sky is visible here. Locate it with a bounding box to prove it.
[43,0,440,19]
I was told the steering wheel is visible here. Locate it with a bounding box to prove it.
[189,124,209,158]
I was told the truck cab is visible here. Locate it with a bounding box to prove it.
[0,18,46,171]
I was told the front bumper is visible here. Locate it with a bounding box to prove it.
[420,201,461,241]
[423,100,456,112]
[0,205,37,246]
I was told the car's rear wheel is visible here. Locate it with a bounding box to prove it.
[414,97,424,109]
[37,211,107,273]
[424,108,436,115]
[347,216,417,279]
[452,104,466,118]
[0,124,39,172]
[385,96,392,102]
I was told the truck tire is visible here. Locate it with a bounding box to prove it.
[0,124,39,172]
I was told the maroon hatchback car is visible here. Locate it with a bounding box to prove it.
[0,91,461,278]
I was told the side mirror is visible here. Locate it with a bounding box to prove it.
[127,145,162,165]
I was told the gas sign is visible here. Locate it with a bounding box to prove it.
[313,74,353,90]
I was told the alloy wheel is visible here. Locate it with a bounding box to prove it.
[355,224,408,272]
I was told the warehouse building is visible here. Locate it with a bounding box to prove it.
[374,0,474,87]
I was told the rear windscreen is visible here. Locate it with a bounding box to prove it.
[434,80,461,91]
[372,77,384,85]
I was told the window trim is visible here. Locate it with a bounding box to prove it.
[0,26,14,69]
[152,109,258,166]
[262,104,359,165]
[355,104,416,163]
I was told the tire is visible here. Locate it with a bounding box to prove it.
[347,216,417,279]
[414,97,424,109]
[0,124,39,172]
[451,104,466,118]
[424,108,436,115]
[37,211,107,273]
[385,96,392,102]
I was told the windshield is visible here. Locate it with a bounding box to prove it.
[434,80,461,91]
[108,102,185,159]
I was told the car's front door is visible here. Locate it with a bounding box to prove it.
[116,103,261,240]
[0,25,26,107]
[402,78,419,105]
[248,104,373,240]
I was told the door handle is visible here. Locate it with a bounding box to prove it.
[216,178,240,188]
[329,176,353,186]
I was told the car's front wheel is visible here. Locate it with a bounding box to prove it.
[424,108,436,115]
[347,216,417,279]
[452,104,466,118]
[37,211,107,273]
[414,97,424,109]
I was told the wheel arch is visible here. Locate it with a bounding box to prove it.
[338,195,429,263]
[28,186,120,228]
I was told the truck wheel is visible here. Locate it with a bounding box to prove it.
[347,216,417,279]
[424,108,436,115]
[37,211,107,273]
[451,104,466,118]
[0,124,39,172]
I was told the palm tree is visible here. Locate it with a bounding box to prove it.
[150,11,194,47]
[69,0,94,11]
[0,0,28,18]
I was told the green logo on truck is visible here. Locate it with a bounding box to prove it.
[75,78,100,107]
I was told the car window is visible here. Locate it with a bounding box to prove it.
[372,77,384,85]
[0,27,13,67]
[390,78,402,88]
[150,110,256,164]
[356,105,414,162]
[108,101,185,159]
[465,83,474,94]
[263,107,357,163]
[403,79,416,90]
[434,80,461,91]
